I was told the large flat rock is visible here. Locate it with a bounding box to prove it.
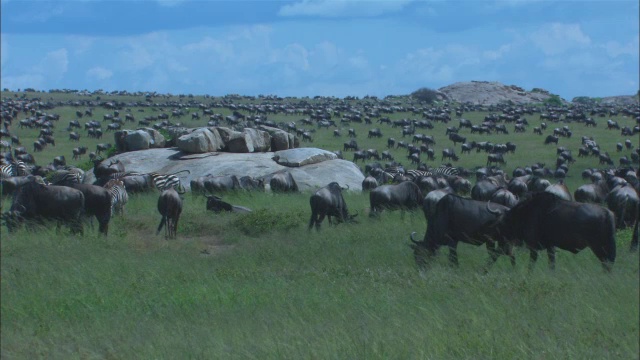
[85,147,364,192]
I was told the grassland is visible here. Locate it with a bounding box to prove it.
[1,90,639,359]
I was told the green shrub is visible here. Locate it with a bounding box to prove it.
[230,208,305,237]
[410,87,439,104]
[543,95,563,106]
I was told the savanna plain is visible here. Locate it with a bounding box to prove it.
[1,90,639,359]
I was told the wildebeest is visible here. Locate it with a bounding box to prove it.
[490,188,518,208]
[486,153,505,166]
[368,128,382,138]
[574,180,610,203]
[410,193,512,269]
[269,171,299,192]
[544,181,572,201]
[61,183,112,235]
[192,175,242,193]
[605,184,639,229]
[544,135,559,145]
[1,179,84,234]
[369,181,423,217]
[157,188,183,239]
[362,176,378,191]
[308,182,357,231]
[206,194,252,213]
[448,133,466,146]
[441,148,459,161]
[485,192,616,271]
[239,176,265,191]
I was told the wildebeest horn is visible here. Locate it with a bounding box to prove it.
[486,201,502,215]
[341,184,350,190]
[409,231,420,244]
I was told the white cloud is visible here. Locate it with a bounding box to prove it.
[86,66,113,80]
[531,23,591,55]
[278,0,413,18]
[483,44,512,60]
[602,36,639,58]
[183,36,234,62]
[119,46,155,71]
[1,74,45,91]
[66,35,95,55]
[37,48,69,80]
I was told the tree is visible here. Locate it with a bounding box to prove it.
[411,87,439,104]
[544,95,563,107]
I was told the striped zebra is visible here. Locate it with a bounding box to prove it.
[0,160,28,178]
[406,166,459,181]
[49,170,83,185]
[148,170,190,193]
[104,179,129,216]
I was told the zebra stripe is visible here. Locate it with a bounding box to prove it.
[104,179,128,216]
[0,161,28,178]
[149,172,183,192]
[49,171,82,185]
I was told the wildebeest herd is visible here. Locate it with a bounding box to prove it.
[1,90,638,272]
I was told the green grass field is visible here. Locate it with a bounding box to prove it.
[1,90,639,358]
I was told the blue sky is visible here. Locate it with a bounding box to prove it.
[1,0,638,100]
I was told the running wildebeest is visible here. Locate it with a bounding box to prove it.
[308,182,357,231]
[484,192,617,271]
[157,188,183,239]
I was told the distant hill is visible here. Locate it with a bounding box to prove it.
[436,81,565,105]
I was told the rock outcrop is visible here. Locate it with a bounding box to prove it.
[438,81,566,105]
[85,147,364,192]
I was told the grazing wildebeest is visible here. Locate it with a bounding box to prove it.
[308,182,357,231]
[441,148,459,162]
[1,179,84,234]
[353,150,368,162]
[206,195,252,213]
[369,181,423,217]
[270,171,299,192]
[485,192,616,271]
[368,128,382,138]
[605,184,640,229]
[199,175,242,193]
[343,139,358,151]
[157,188,183,239]
[409,193,512,270]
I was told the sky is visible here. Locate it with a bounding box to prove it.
[1,0,638,100]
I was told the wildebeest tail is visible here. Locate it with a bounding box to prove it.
[157,215,166,235]
[601,209,617,265]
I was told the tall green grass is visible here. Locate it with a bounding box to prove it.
[1,191,638,359]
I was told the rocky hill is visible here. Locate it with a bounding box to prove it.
[437,81,565,105]
[599,95,639,106]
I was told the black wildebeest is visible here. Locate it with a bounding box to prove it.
[270,171,299,192]
[486,153,505,166]
[605,184,639,229]
[441,148,459,162]
[448,133,466,146]
[239,176,265,191]
[545,181,572,201]
[362,176,378,191]
[61,183,112,235]
[1,179,84,234]
[410,193,512,270]
[206,195,252,213]
[544,135,559,145]
[343,139,358,151]
[308,182,357,231]
[157,188,183,239]
[191,175,242,193]
[369,181,423,217]
[368,128,382,138]
[485,192,617,271]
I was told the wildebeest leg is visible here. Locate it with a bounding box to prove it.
[447,239,459,267]
[484,242,500,271]
[528,249,539,271]
[308,211,318,231]
[316,213,326,231]
[630,220,639,252]
[173,215,179,238]
[547,247,556,271]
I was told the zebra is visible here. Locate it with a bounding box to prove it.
[49,170,83,185]
[148,170,190,193]
[104,179,129,216]
[0,160,28,178]
[406,166,459,181]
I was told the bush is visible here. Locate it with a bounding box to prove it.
[543,95,563,107]
[411,87,439,104]
[230,208,305,237]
